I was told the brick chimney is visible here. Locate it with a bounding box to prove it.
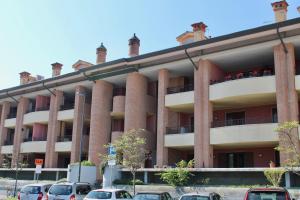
[271,1,289,22]
[19,71,31,85]
[96,43,107,64]
[51,62,63,77]
[191,22,207,41]
[129,33,140,57]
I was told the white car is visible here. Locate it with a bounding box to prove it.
[18,183,52,200]
[84,189,132,200]
[179,193,222,200]
[46,182,92,200]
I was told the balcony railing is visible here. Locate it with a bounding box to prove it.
[4,140,13,145]
[113,88,126,96]
[112,127,124,132]
[211,117,277,128]
[7,113,17,119]
[57,135,72,142]
[35,105,50,112]
[210,68,274,85]
[167,84,194,94]
[166,125,194,135]
[23,137,33,142]
[60,104,74,111]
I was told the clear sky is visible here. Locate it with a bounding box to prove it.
[0,0,299,89]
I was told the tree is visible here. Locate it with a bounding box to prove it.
[264,168,286,187]
[2,154,28,197]
[101,129,146,195]
[275,121,300,169]
[159,160,193,187]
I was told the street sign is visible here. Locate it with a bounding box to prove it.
[35,165,42,174]
[35,159,43,166]
[108,145,116,156]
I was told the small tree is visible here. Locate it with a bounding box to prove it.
[264,168,286,187]
[275,121,300,169]
[101,129,146,194]
[159,160,193,187]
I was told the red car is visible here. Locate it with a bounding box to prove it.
[244,187,294,200]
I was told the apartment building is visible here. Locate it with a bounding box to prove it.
[0,1,300,170]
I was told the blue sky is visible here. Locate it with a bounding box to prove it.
[0,0,299,89]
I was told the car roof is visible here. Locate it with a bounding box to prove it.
[23,183,52,187]
[53,182,90,186]
[248,187,287,192]
[136,192,169,195]
[92,189,126,192]
[181,192,213,197]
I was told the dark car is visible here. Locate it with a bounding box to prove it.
[134,192,173,200]
[244,187,294,200]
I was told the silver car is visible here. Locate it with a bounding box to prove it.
[47,182,91,200]
[84,189,132,200]
[19,183,52,200]
[179,193,222,200]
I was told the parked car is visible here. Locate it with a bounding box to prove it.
[244,187,294,200]
[84,189,132,200]
[133,192,173,200]
[46,182,92,200]
[179,192,222,200]
[18,183,52,200]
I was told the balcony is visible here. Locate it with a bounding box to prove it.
[7,112,17,119]
[57,109,75,121]
[55,135,72,152]
[1,145,13,154]
[164,125,194,148]
[212,117,276,128]
[111,96,125,119]
[57,135,72,142]
[167,84,194,94]
[165,91,194,110]
[166,125,194,135]
[60,104,74,111]
[35,105,50,112]
[4,118,16,128]
[20,141,47,153]
[210,123,279,147]
[23,136,47,142]
[23,110,49,125]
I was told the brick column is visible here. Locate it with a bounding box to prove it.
[124,72,147,131]
[45,90,64,168]
[0,102,10,165]
[156,69,169,167]
[274,43,300,165]
[88,80,113,167]
[12,97,29,167]
[194,59,224,168]
[71,86,86,163]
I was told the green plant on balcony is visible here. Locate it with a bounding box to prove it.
[264,168,286,187]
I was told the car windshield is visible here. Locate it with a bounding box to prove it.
[134,194,160,200]
[248,191,287,200]
[86,191,112,199]
[20,186,41,194]
[49,185,72,195]
[181,196,210,200]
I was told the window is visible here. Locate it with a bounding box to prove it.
[48,185,72,195]
[163,193,172,200]
[272,108,278,123]
[76,185,91,195]
[247,191,287,200]
[20,186,41,194]
[115,191,132,199]
[180,196,209,200]
[226,112,245,126]
[44,185,52,193]
[86,191,112,199]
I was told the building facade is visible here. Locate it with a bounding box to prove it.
[0,1,300,170]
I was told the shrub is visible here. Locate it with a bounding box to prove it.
[159,160,193,187]
[264,168,286,187]
[81,160,95,166]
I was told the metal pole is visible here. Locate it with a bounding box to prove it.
[77,92,85,182]
[13,152,19,197]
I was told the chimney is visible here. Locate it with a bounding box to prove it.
[51,62,63,77]
[19,71,31,85]
[96,43,107,64]
[191,22,207,41]
[129,33,140,57]
[271,1,289,22]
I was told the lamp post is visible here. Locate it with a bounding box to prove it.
[76,91,85,182]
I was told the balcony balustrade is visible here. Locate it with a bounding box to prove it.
[166,125,194,135]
